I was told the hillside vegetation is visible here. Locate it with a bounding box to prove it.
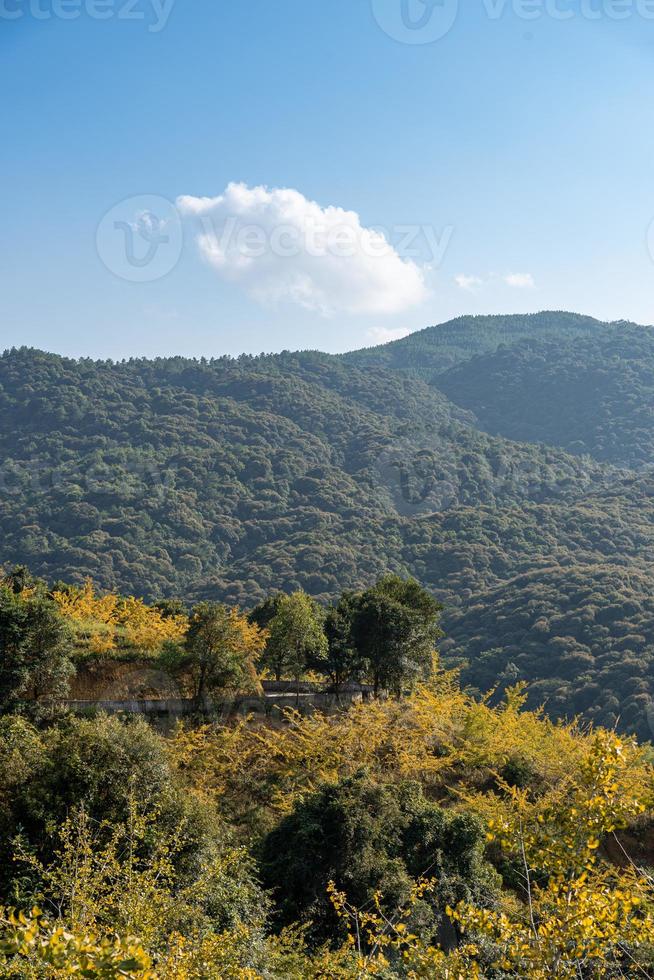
[443,562,654,740]
[3,312,654,974]
[345,311,619,379]
[436,325,654,468]
[2,672,654,977]
[2,312,654,735]
[0,341,608,603]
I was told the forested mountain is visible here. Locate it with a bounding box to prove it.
[436,324,654,467]
[2,311,654,733]
[345,310,619,379]
[443,561,654,740]
[0,341,607,601]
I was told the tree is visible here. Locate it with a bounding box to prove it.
[313,593,365,695]
[153,598,187,620]
[184,602,265,702]
[448,730,654,978]
[0,906,153,979]
[248,592,286,632]
[260,771,496,947]
[52,581,187,658]
[349,576,442,696]
[2,566,33,595]
[0,584,74,716]
[261,591,327,685]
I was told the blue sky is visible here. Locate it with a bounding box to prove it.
[2,0,654,358]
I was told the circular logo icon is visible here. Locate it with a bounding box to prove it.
[96,194,183,283]
[371,0,459,44]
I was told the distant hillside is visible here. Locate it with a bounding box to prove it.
[0,343,606,603]
[435,325,654,468]
[345,311,618,379]
[442,560,654,741]
[3,313,654,734]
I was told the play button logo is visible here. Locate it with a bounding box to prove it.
[371,0,459,44]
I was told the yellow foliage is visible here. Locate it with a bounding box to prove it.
[169,676,654,975]
[170,675,636,830]
[0,906,153,978]
[53,580,187,657]
[4,668,654,977]
[447,728,654,976]
[325,878,479,979]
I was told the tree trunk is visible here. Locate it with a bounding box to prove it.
[196,662,207,707]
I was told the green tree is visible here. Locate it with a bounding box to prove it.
[312,593,365,695]
[153,597,187,619]
[2,566,33,595]
[248,592,286,632]
[0,712,268,968]
[350,576,442,696]
[262,592,327,685]
[260,771,496,948]
[0,584,74,717]
[184,602,264,703]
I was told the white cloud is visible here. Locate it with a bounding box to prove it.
[455,273,484,292]
[504,272,535,289]
[177,182,428,316]
[366,326,412,345]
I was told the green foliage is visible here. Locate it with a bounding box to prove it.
[0,580,74,716]
[248,593,286,632]
[1,676,653,977]
[262,591,327,683]
[346,311,608,378]
[437,326,654,467]
[348,575,442,695]
[0,711,270,975]
[3,314,654,736]
[0,713,226,906]
[442,563,654,740]
[183,602,264,700]
[0,333,611,609]
[318,593,366,694]
[260,771,497,948]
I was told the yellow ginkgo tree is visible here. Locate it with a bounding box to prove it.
[448,729,654,978]
[0,906,153,979]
